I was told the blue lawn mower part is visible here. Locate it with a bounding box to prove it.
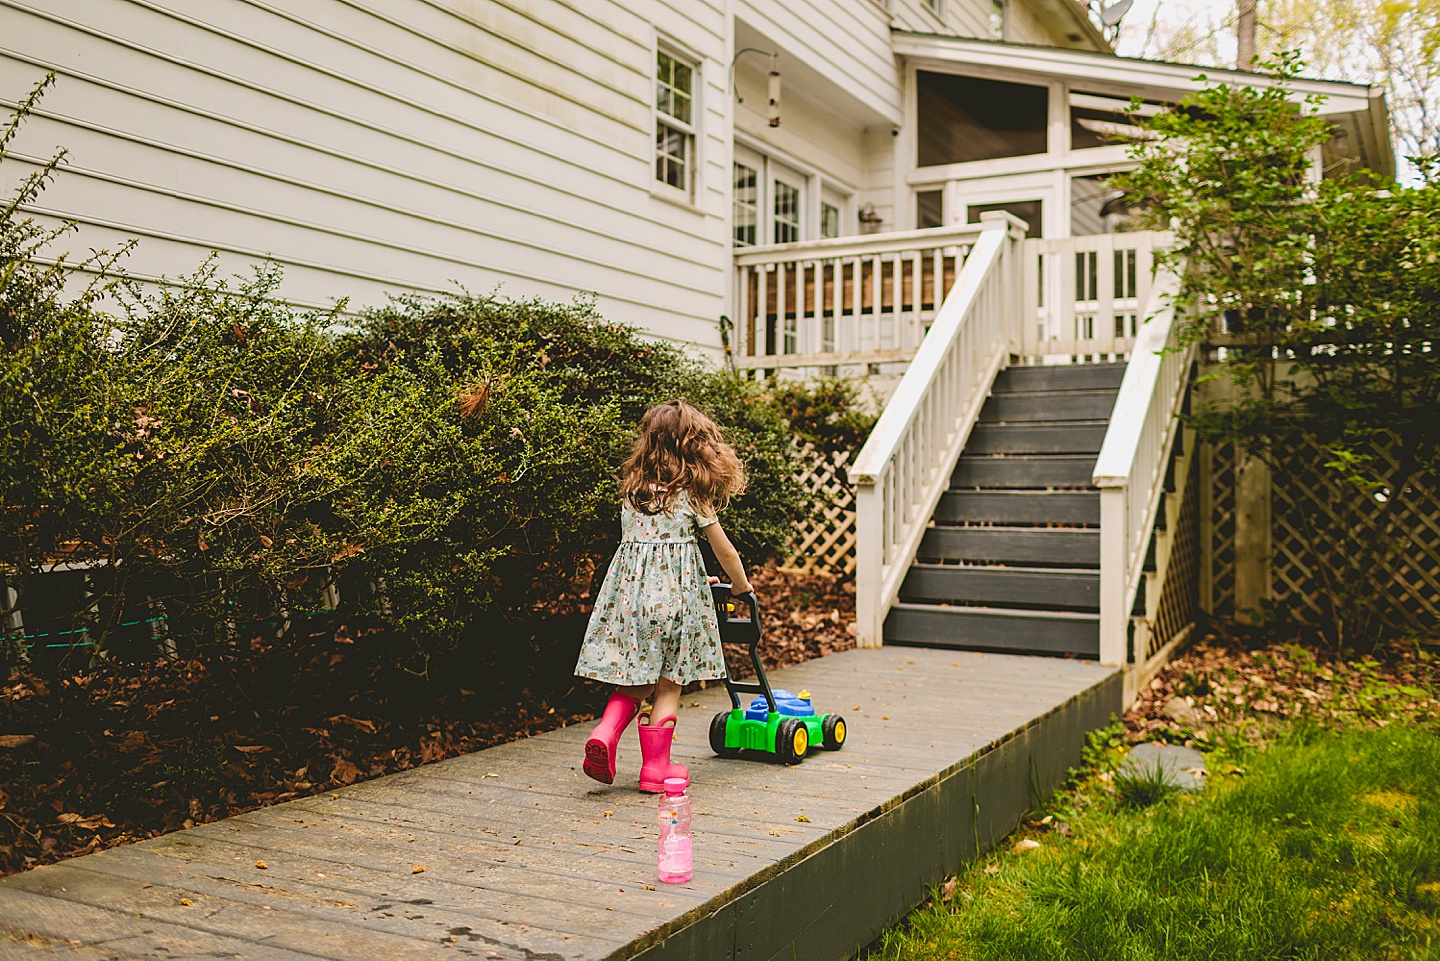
[707,584,847,764]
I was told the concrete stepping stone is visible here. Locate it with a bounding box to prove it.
[1120,742,1207,791]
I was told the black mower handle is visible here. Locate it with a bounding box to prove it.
[710,583,776,714]
[723,586,760,636]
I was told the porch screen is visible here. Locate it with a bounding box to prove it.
[917,72,1047,166]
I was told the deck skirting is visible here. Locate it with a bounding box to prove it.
[628,665,1122,961]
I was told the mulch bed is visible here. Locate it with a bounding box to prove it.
[0,566,854,878]
[1125,620,1439,744]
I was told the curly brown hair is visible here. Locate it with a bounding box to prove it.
[620,400,746,517]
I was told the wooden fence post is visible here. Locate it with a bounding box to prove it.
[1233,452,1271,622]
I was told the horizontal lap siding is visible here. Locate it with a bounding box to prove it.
[734,0,901,127]
[0,0,729,348]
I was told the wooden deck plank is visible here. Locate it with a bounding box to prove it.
[79,829,672,933]
[0,649,1120,961]
[0,885,316,960]
[52,849,629,958]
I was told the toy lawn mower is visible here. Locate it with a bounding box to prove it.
[708,584,847,764]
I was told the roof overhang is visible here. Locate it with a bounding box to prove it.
[894,32,1395,177]
[1032,0,1111,53]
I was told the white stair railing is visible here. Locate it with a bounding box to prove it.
[847,213,1026,647]
[1092,266,1196,668]
[1019,232,1172,363]
[732,224,985,373]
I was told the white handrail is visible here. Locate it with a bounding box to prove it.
[733,223,986,266]
[848,212,1026,647]
[1093,266,1195,666]
[731,224,984,375]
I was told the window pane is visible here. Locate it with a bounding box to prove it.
[656,51,691,125]
[773,178,800,244]
[820,202,840,239]
[673,62,692,108]
[916,190,943,228]
[733,162,758,246]
[917,72,1047,166]
[967,200,1042,238]
[656,122,687,190]
[1071,173,1137,234]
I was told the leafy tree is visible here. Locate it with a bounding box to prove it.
[1113,55,1440,647]
[1264,0,1440,169]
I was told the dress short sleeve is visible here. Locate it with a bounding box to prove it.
[679,491,718,528]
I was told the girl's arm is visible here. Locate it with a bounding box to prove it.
[703,521,753,595]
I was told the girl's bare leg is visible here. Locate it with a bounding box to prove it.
[618,683,655,702]
[651,677,682,723]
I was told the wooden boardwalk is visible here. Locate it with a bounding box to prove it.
[0,648,1119,961]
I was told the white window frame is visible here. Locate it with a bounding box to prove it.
[732,137,855,246]
[732,158,760,246]
[771,165,804,244]
[654,40,700,203]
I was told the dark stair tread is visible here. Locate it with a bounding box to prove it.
[966,422,1109,455]
[884,603,1099,658]
[900,564,1100,612]
[917,526,1100,566]
[952,454,1097,490]
[992,364,1127,394]
[979,389,1120,424]
[936,490,1099,526]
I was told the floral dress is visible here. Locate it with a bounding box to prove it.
[574,492,726,686]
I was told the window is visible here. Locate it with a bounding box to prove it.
[1070,92,1165,150]
[655,49,695,194]
[967,200,1043,238]
[733,162,758,246]
[923,0,942,15]
[820,201,841,239]
[916,190,944,228]
[917,72,1048,166]
[773,177,801,244]
[990,0,1007,38]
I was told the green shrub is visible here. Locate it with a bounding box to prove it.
[0,77,818,663]
[764,376,877,456]
[334,291,809,646]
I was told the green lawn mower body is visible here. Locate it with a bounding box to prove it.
[708,585,847,765]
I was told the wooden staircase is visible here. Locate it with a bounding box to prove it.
[883,363,1127,658]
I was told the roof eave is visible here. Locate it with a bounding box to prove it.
[893,33,1377,115]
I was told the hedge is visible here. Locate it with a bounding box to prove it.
[0,78,834,665]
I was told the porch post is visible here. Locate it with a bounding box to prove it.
[1233,452,1271,622]
[853,478,884,649]
[1097,483,1128,667]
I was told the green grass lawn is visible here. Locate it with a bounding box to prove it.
[871,721,1440,960]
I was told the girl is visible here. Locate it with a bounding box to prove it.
[575,400,754,792]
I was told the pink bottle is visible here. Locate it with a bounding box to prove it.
[657,777,693,884]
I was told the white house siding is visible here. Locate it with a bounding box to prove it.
[733,0,901,129]
[0,0,733,351]
[890,0,1103,47]
[734,61,866,190]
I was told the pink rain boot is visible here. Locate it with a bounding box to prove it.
[584,692,641,785]
[638,714,690,794]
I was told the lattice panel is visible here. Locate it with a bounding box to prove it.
[1151,448,1201,657]
[1269,434,1440,634]
[782,443,857,577]
[1208,441,1238,615]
